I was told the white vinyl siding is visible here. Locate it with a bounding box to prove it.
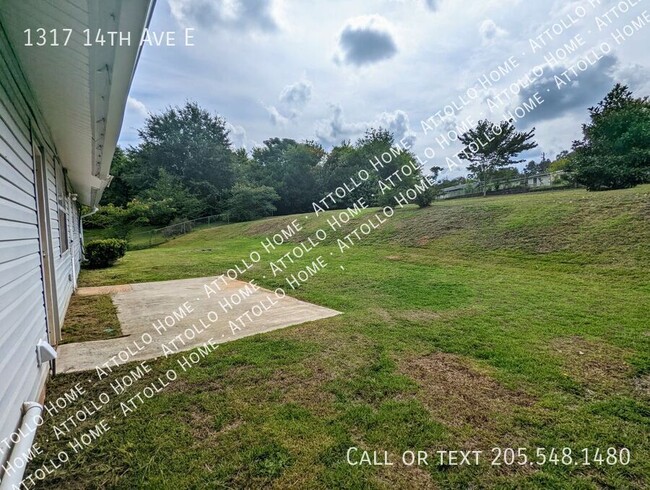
[0,20,82,469]
[0,72,49,468]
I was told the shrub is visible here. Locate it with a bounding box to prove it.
[413,186,438,208]
[83,239,127,268]
[224,184,279,222]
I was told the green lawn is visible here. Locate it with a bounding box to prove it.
[31,186,649,489]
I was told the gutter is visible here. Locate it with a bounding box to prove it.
[0,402,43,490]
[80,206,99,220]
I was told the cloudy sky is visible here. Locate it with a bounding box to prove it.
[120,0,650,178]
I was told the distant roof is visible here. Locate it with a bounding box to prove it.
[0,0,155,206]
[442,182,478,192]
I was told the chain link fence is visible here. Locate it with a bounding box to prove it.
[128,213,229,250]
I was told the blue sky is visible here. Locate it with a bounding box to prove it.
[119,0,650,178]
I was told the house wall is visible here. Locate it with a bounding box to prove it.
[0,22,82,470]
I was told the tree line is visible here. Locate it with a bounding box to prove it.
[87,103,438,235]
[88,83,649,236]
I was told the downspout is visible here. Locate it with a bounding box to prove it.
[81,206,99,219]
[69,196,78,290]
[79,206,99,259]
[0,402,43,490]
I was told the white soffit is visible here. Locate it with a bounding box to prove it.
[0,0,155,206]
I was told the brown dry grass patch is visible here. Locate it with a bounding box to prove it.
[245,215,306,239]
[392,309,442,323]
[400,352,534,448]
[374,458,438,489]
[61,294,123,344]
[391,206,493,247]
[633,374,650,398]
[548,336,632,394]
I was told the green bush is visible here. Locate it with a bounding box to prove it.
[224,184,279,222]
[413,186,438,208]
[83,239,127,268]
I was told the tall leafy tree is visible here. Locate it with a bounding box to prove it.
[569,84,650,190]
[458,119,537,196]
[131,102,236,213]
[320,140,375,207]
[251,138,325,214]
[100,146,132,206]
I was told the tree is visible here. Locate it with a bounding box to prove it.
[568,83,650,190]
[82,200,150,239]
[320,140,375,208]
[250,138,324,215]
[141,169,204,225]
[100,146,133,206]
[458,119,538,196]
[275,141,324,214]
[413,166,443,208]
[523,160,538,176]
[549,150,571,172]
[131,102,236,213]
[355,128,422,206]
[224,184,280,222]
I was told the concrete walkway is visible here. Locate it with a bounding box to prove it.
[57,276,340,373]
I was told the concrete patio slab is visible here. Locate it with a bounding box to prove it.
[57,276,340,373]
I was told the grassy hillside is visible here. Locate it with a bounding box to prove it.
[34,186,650,489]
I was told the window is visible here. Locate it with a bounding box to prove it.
[56,162,69,254]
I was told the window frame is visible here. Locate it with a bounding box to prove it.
[55,161,70,256]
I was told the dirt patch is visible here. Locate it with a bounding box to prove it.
[548,336,632,394]
[400,352,534,447]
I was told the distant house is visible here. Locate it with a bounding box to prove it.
[438,181,479,199]
[0,0,154,478]
[527,172,554,187]
[439,171,567,199]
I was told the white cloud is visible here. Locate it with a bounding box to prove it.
[226,122,247,148]
[478,19,507,45]
[315,104,416,147]
[264,78,313,125]
[376,110,417,147]
[120,0,650,175]
[127,96,148,117]
[279,79,312,111]
[266,105,290,126]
